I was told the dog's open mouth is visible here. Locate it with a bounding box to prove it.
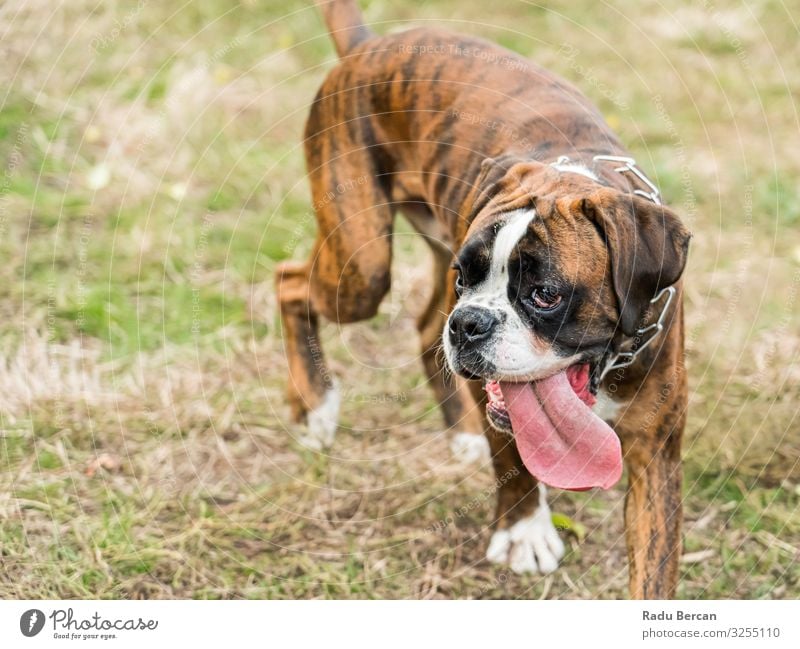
[484,363,623,491]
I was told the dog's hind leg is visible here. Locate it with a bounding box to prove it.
[276,122,394,448]
[412,231,487,462]
[416,245,475,426]
[275,259,340,449]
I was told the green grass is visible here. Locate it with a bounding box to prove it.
[0,0,798,599]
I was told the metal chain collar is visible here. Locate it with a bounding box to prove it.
[599,286,676,381]
[592,154,662,205]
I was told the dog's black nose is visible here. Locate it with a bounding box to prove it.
[448,306,497,346]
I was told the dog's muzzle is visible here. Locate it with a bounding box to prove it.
[447,305,499,348]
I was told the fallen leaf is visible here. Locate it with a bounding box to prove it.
[551,512,587,542]
[85,452,121,477]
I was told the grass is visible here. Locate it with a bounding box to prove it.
[0,0,798,599]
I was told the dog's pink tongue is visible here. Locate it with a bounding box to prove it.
[500,371,622,491]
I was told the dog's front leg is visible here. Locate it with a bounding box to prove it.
[460,382,564,575]
[483,426,565,575]
[621,423,684,599]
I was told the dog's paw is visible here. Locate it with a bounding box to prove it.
[486,486,565,574]
[450,432,490,464]
[298,385,340,450]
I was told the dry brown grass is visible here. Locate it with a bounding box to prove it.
[0,0,798,599]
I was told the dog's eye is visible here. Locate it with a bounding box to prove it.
[531,286,562,310]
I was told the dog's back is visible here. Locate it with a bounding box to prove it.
[311,1,619,224]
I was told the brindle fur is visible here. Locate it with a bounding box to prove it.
[276,0,690,598]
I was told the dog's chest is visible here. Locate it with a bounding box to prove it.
[592,389,627,424]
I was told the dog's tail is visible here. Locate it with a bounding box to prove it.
[317,0,373,57]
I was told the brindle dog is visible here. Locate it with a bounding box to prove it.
[276,0,690,598]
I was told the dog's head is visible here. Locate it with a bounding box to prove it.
[443,158,691,490]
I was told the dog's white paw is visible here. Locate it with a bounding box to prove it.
[450,432,490,464]
[486,485,565,574]
[298,384,340,450]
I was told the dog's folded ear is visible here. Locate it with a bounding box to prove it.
[577,189,692,336]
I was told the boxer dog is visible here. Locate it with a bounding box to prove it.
[276,0,691,598]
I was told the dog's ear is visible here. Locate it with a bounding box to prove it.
[577,188,691,336]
